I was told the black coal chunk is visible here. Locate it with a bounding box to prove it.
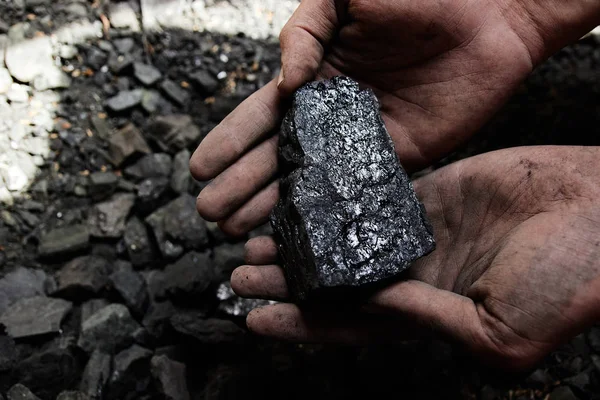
[271,77,435,302]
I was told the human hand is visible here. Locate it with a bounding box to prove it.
[232,146,600,369]
[189,0,554,233]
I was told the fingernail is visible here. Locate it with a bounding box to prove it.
[277,68,284,89]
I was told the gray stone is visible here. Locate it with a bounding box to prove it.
[0,267,53,315]
[0,296,72,338]
[151,355,190,400]
[109,2,141,32]
[38,225,90,257]
[147,114,201,153]
[124,217,155,268]
[189,70,219,94]
[107,345,152,398]
[90,114,112,140]
[217,282,275,317]
[137,177,170,211]
[79,350,111,400]
[113,38,135,54]
[164,252,213,302]
[108,123,151,166]
[142,300,175,339]
[170,149,191,193]
[7,384,40,400]
[64,2,88,18]
[159,79,189,106]
[88,172,118,196]
[106,90,143,112]
[0,68,12,94]
[57,392,90,400]
[109,264,148,316]
[78,304,140,353]
[141,89,162,113]
[108,53,135,75]
[142,270,166,301]
[124,153,172,180]
[272,77,436,301]
[549,387,579,400]
[5,36,53,83]
[87,193,136,238]
[134,63,162,86]
[81,299,110,323]
[86,47,107,70]
[53,256,111,299]
[146,194,209,257]
[170,314,243,344]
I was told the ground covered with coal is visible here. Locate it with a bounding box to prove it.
[0,1,599,400]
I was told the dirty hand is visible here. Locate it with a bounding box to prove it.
[232,147,600,369]
[189,0,599,235]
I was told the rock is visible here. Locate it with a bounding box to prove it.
[108,53,135,75]
[146,114,201,153]
[0,267,53,315]
[140,90,162,113]
[151,355,190,400]
[78,304,140,354]
[59,45,79,59]
[53,256,111,300]
[142,300,175,339]
[6,83,29,103]
[549,386,579,400]
[206,221,227,243]
[7,384,40,400]
[217,282,275,317]
[272,77,436,301]
[113,38,135,54]
[146,194,209,257]
[142,270,166,301]
[32,66,71,91]
[86,47,108,70]
[164,252,213,302]
[79,350,111,399]
[81,299,110,323]
[159,79,189,106]
[106,90,143,112]
[90,114,112,140]
[564,371,590,392]
[526,369,553,386]
[88,172,118,196]
[0,20,7,34]
[133,63,162,86]
[0,334,17,371]
[588,327,600,352]
[170,149,191,193]
[0,296,72,338]
[5,36,53,83]
[107,345,152,399]
[109,264,148,316]
[108,123,151,166]
[124,153,172,180]
[87,193,135,238]
[0,68,12,94]
[214,243,246,280]
[57,391,90,400]
[64,1,88,18]
[38,225,90,257]
[124,217,155,268]
[109,2,141,32]
[189,70,219,94]
[170,314,243,344]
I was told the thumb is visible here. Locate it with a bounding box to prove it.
[277,0,342,96]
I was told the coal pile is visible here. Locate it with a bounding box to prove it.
[0,1,600,400]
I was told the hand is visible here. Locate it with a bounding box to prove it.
[232,146,600,369]
[189,0,548,234]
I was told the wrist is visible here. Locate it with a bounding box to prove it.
[502,0,600,65]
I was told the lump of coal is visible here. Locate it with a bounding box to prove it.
[271,77,435,302]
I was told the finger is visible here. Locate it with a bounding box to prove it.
[218,180,280,237]
[278,0,340,95]
[196,135,278,221]
[244,236,278,265]
[368,280,485,349]
[247,303,410,344]
[231,265,289,300]
[190,80,282,181]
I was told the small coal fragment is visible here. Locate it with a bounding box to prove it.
[0,334,18,371]
[81,299,110,323]
[88,172,118,197]
[7,384,40,400]
[113,38,135,54]
[146,194,209,257]
[124,153,172,180]
[108,54,135,75]
[109,263,149,317]
[217,282,275,317]
[78,304,140,354]
[124,217,155,268]
[163,252,213,303]
[38,224,90,258]
[170,149,191,194]
[108,123,151,166]
[151,355,190,400]
[142,300,175,340]
[57,391,90,400]
[214,243,246,281]
[141,90,163,113]
[146,114,201,153]
[136,177,170,213]
[53,256,111,300]
[106,90,143,112]
[271,77,436,301]
[86,47,108,70]
[170,314,244,344]
[0,296,72,338]
[159,79,189,106]
[549,386,579,400]
[0,267,53,314]
[79,350,111,399]
[106,344,153,400]
[87,193,136,238]
[133,63,162,86]
[188,70,219,95]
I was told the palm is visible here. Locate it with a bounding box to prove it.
[234,147,600,369]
